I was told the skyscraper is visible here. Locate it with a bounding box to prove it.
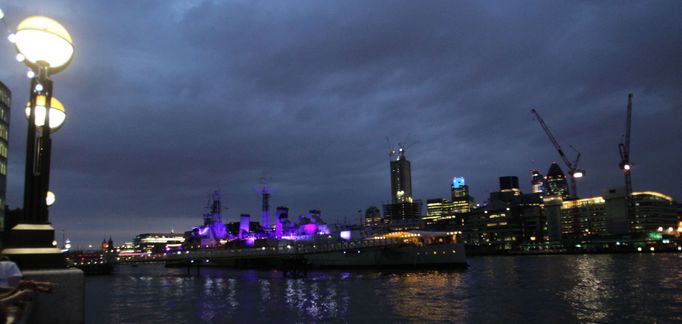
[451,177,475,214]
[545,162,569,199]
[530,169,545,194]
[0,82,10,235]
[384,145,421,225]
[390,146,412,203]
[499,176,521,196]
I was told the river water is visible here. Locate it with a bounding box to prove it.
[85,253,681,323]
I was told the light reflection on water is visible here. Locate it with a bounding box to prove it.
[85,254,682,323]
[564,255,614,323]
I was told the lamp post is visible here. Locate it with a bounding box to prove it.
[2,16,73,269]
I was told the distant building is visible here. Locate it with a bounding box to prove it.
[390,146,413,203]
[364,206,382,227]
[450,177,475,214]
[544,196,608,242]
[384,145,421,224]
[424,198,454,223]
[603,187,629,235]
[423,177,474,230]
[464,206,522,251]
[462,176,547,250]
[630,191,678,234]
[518,193,546,244]
[530,169,545,194]
[499,176,521,196]
[489,176,524,205]
[544,189,677,242]
[383,200,422,225]
[543,197,563,241]
[545,162,569,199]
[0,82,9,237]
[561,196,608,240]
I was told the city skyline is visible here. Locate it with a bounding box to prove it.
[0,1,680,245]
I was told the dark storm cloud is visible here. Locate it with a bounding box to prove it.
[0,1,680,245]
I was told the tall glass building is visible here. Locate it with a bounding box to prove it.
[385,146,421,224]
[390,147,413,203]
[545,162,569,199]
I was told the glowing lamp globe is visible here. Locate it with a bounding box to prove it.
[25,95,66,131]
[46,191,56,207]
[14,16,74,73]
[572,170,584,178]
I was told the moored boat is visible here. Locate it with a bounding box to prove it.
[304,230,466,268]
[166,230,466,269]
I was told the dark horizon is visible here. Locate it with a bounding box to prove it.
[0,1,680,246]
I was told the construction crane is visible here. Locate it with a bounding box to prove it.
[618,94,634,198]
[531,109,585,198]
[619,94,634,229]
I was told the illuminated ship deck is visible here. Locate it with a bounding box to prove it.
[166,231,467,269]
[166,193,466,269]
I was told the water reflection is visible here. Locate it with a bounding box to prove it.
[279,273,354,320]
[259,279,271,310]
[384,270,467,322]
[85,255,682,323]
[563,255,614,323]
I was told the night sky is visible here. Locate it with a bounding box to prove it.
[0,1,680,247]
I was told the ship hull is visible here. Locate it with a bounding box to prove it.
[304,243,466,268]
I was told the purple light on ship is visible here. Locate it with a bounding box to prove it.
[303,224,317,235]
[317,225,331,235]
[239,214,250,239]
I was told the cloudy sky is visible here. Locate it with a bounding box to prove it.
[0,1,680,247]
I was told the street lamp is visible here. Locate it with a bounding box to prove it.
[13,16,74,73]
[2,15,74,269]
[46,191,56,207]
[25,95,67,131]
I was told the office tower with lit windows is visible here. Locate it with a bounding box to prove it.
[424,198,454,224]
[451,177,475,214]
[364,206,382,227]
[0,82,10,235]
[489,176,523,205]
[390,146,412,203]
[499,176,521,195]
[423,177,475,230]
[530,169,545,194]
[545,162,569,199]
[384,146,421,224]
